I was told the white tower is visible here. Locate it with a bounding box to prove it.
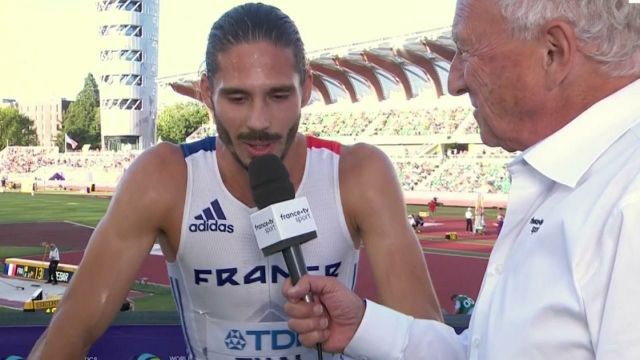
[97,0,159,150]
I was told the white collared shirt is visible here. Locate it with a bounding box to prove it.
[345,79,640,360]
[465,210,473,219]
[49,247,60,261]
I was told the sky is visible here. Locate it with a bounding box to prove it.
[0,0,457,102]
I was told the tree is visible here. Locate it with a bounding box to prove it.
[57,73,101,150]
[156,102,209,144]
[0,108,37,150]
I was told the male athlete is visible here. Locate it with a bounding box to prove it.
[29,3,441,359]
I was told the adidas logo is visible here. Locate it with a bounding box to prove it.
[189,199,235,233]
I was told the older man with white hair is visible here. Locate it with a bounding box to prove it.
[283,0,640,359]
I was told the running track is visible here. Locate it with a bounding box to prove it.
[53,249,488,315]
[8,218,492,314]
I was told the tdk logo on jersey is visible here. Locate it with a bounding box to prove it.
[224,329,302,353]
[189,199,235,233]
[225,329,247,350]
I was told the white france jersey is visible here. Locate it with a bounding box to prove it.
[168,136,359,360]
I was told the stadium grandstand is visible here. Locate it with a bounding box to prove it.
[1,27,515,205]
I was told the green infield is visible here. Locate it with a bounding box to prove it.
[131,283,178,312]
[0,191,496,229]
[0,246,45,260]
[0,192,109,226]
[0,192,179,316]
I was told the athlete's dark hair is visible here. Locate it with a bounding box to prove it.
[205,2,307,86]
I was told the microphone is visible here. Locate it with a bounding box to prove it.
[248,154,323,359]
[248,154,317,291]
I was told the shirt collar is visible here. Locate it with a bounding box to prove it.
[520,78,640,188]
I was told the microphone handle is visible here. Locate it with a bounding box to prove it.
[282,244,323,360]
[282,245,312,303]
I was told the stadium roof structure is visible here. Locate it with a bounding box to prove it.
[307,27,455,105]
[159,27,456,106]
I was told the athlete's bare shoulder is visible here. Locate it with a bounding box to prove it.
[338,142,399,234]
[339,142,394,180]
[114,141,187,213]
[127,141,185,179]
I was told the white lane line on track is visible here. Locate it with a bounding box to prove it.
[63,220,96,230]
[422,248,490,259]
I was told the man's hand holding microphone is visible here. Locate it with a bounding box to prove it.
[282,275,366,354]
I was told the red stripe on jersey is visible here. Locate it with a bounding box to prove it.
[306,135,341,154]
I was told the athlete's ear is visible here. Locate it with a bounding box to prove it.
[200,73,215,112]
[301,69,313,107]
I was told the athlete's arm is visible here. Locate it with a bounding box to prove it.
[340,143,442,321]
[28,143,185,359]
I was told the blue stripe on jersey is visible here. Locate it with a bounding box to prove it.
[211,199,227,220]
[171,277,195,357]
[202,207,216,220]
[180,136,216,158]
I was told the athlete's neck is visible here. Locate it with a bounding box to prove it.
[215,134,308,207]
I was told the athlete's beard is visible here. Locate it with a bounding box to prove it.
[213,109,300,171]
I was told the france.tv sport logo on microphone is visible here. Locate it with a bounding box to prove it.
[250,197,317,255]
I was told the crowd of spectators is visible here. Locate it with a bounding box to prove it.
[0,146,58,174]
[299,106,471,137]
[1,103,514,195]
[425,158,511,194]
[462,119,481,134]
[0,147,137,186]
[300,111,374,137]
[394,158,441,191]
[381,142,513,194]
[371,106,471,136]
[390,153,512,194]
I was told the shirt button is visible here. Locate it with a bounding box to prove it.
[472,336,481,348]
[495,264,503,275]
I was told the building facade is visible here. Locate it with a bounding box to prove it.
[96,0,159,150]
[18,99,72,147]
